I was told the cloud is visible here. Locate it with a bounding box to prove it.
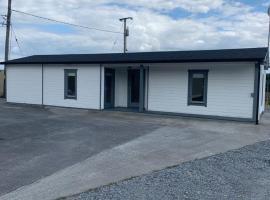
[0,0,269,63]
[107,0,224,13]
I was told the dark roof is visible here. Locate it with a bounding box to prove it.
[1,47,267,65]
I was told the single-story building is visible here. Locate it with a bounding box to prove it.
[0,47,268,124]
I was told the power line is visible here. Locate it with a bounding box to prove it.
[111,23,124,52]
[11,24,24,56]
[12,9,123,35]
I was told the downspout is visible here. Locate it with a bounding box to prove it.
[255,62,261,125]
[139,64,145,112]
[41,63,44,106]
[4,64,7,100]
[99,64,102,110]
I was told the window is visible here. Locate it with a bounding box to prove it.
[188,70,208,106]
[64,69,77,99]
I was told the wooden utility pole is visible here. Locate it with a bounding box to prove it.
[3,0,12,98]
[119,17,132,53]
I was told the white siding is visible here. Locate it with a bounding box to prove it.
[43,64,101,109]
[148,62,255,119]
[6,62,257,120]
[6,65,42,104]
[115,68,127,107]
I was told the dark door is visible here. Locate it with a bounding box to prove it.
[104,68,115,108]
[128,69,140,108]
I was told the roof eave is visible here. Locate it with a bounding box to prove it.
[1,58,265,65]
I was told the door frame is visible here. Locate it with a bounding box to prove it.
[127,69,140,108]
[104,68,115,109]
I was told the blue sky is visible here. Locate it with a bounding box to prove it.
[0,0,270,68]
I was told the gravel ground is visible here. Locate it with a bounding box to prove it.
[66,140,270,200]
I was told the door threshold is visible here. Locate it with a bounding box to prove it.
[104,107,139,113]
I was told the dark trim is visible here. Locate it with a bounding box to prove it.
[188,70,208,107]
[252,63,260,124]
[147,66,149,111]
[127,69,131,108]
[3,71,5,98]
[261,73,265,106]
[104,68,115,109]
[146,110,254,123]
[127,69,140,108]
[2,59,266,65]
[6,101,45,108]
[64,69,77,100]
[139,65,145,112]
[254,63,261,124]
[99,64,102,110]
[41,64,44,105]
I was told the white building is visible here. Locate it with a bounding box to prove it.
[1,47,267,124]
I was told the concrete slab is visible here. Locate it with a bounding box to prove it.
[1,107,270,200]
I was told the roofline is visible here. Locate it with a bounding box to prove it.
[6,46,268,57]
[0,58,265,65]
[1,47,267,65]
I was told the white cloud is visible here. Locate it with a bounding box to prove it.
[0,0,269,62]
[109,0,224,13]
[218,1,252,16]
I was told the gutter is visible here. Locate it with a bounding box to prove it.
[0,58,267,66]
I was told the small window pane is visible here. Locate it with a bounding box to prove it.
[192,74,205,102]
[188,70,208,106]
[67,75,76,96]
[65,70,77,99]
[68,72,76,77]
[193,73,204,78]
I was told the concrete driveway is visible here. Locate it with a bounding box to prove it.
[0,99,270,200]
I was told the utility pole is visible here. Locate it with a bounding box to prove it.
[119,17,132,53]
[3,0,12,98]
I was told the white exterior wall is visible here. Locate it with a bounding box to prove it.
[115,68,127,107]
[43,64,101,109]
[6,62,258,120]
[148,62,255,119]
[6,65,42,104]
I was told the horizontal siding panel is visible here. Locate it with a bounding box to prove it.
[148,62,255,118]
[43,64,100,109]
[6,65,42,105]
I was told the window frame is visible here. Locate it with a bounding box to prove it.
[64,69,77,100]
[188,69,208,107]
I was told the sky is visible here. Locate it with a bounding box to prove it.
[0,0,270,69]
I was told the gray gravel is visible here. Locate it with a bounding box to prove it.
[66,139,270,200]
